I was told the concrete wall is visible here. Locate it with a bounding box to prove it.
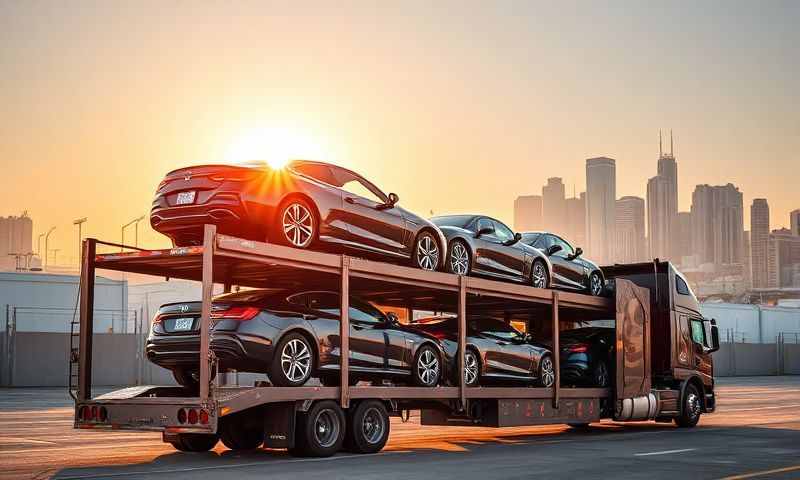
[713,342,778,377]
[701,303,800,344]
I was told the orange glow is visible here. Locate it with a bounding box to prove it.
[225,127,328,170]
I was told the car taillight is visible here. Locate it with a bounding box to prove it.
[568,345,588,353]
[153,315,163,324]
[188,409,199,425]
[211,306,260,321]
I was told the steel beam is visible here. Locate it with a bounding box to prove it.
[552,290,560,409]
[339,255,350,408]
[458,274,467,409]
[199,225,215,403]
[78,239,96,402]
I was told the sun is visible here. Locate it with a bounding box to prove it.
[224,127,328,169]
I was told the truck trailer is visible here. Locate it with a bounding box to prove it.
[71,225,719,457]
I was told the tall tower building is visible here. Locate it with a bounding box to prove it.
[750,199,770,288]
[615,196,646,263]
[675,211,692,263]
[565,191,586,247]
[791,209,800,236]
[514,195,543,232]
[585,157,616,263]
[647,130,678,261]
[690,184,744,267]
[542,177,566,234]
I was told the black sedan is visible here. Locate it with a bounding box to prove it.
[520,232,606,296]
[145,289,448,388]
[559,327,614,387]
[151,160,446,271]
[408,316,554,387]
[430,215,552,288]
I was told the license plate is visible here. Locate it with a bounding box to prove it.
[176,191,196,205]
[173,318,194,331]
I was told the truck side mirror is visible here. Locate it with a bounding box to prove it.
[709,319,720,353]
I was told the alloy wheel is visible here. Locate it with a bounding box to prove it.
[590,273,604,296]
[281,338,312,383]
[450,242,470,275]
[282,203,314,248]
[416,235,440,271]
[464,350,479,386]
[361,407,386,445]
[686,392,701,420]
[416,349,440,386]
[540,356,555,387]
[532,262,548,289]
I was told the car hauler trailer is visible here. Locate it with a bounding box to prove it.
[72,225,719,456]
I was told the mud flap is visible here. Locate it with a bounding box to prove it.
[262,402,297,449]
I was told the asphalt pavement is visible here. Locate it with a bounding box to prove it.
[1,377,800,480]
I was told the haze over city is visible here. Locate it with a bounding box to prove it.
[1,1,798,265]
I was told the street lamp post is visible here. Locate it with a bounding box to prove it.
[37,233,45,257]
[73,217,87,267]
[44,226,56,270]
[121,215,145,251]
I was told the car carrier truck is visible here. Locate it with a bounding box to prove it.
[71,225,719,457]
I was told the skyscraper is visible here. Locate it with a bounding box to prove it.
[615,196,645,263]
[791,209,800,236]
[767,228,800,288]
[690,184,744,267]
[750,198,770,288]
[565,191,586,247]
[0,212,34,271]
[542,177,566,234]
[585,157,616,263]
[647,130,678,260]
[514,195,543,232]
[675,211,692,263]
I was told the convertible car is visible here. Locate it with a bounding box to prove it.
[408,316,554,387]
[145,288,447,388]
[150,160,446,271]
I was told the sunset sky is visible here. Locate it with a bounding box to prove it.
[1,1,797,266]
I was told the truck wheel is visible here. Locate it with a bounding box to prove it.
[219,413,264,450]
[169,433,218,452]
[290,400,345,457]
[343,400,390,454]
[675,384,702,428]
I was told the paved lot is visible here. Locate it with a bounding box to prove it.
[1,377,800,480]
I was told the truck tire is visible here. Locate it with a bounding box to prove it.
[675,384,702,428]
[343,400,390,454]
[219,413,264,450]
[169,433,219,452]
[289,400,345,457]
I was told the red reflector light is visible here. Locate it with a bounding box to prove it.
[211,306,260,321]
[569,345,589,353]
[187,409,198,425]
[199,409,209,425]
[177,408,187,424]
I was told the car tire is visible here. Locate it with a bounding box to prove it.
[290,400,346,457]
[412,231,441,271]
[537,355,555,387]
[172,368,198,389]
[169,433,219,452]
[446,239,471,275]
[589,271,605,296]
[343,400,390,454]
[219,413,264,451]
[675,384,702,428]
[276,197,317,249]
[269,333,314,387]
[412,344,442,387]
[463,349,481,387]
[531,260,549,289]
[593,360,610,387]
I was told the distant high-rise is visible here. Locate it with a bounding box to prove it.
[690,184,744,267]
[767,228,800,288]
[647,130,678,261]
[0,212,34,271]
[675,211,692,263]
[791,209,800,236]
[514,195,543,232]
[615,196,645,263]
[565,191,586,247]
[750,199,770,288]
[585,157,616,263]
[743,230,752,288]
[542,177,566,234]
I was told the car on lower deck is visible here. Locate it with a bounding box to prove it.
[559,327,615,387]
[520,232,606,296]
[145,289,448,388]
[408,316,554,387]
[150,160,445,271]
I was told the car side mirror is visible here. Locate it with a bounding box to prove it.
[388,192,399,205]
[503,232,523,246]
[567,247,583,260]
[524,332,534,343]
[546,244,563,256]
[386,312,400,325]
[475,226,495,238]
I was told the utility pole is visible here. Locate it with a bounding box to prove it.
[73,217,87,267]
[121,215,145,251]
[44,227,56,270]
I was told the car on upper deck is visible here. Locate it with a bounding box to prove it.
[150,160,446,271]
[520,231,606,296]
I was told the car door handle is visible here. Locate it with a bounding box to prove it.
[496,341,508,346]
[352,324,365,331]
[345,197,356,204]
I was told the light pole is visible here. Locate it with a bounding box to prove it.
[73,217,87,267]
[37,233,45,257]
[121,215,145,251]
[44,226,56,270]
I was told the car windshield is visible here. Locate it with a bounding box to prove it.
[431,215,475,228]
[472,318,525,341]
[521,232,542,245]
